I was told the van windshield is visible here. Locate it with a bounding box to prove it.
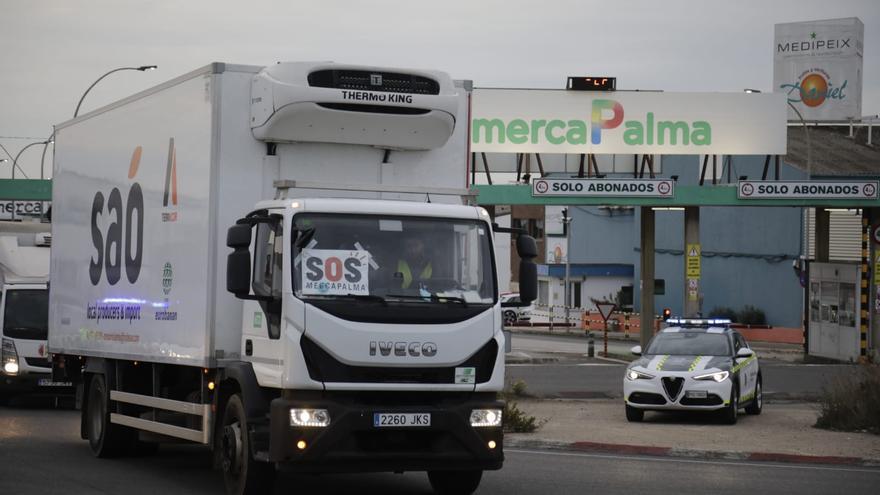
[3,289,49,340]
[292,213,496,305]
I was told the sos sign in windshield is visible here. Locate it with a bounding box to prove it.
[301,249,370,296]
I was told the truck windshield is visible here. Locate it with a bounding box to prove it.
[293,214,496,304]
[3,289,49,340]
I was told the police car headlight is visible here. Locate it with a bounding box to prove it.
[626,369,654,381]
[694,371,729,382]
[290,408,331,427]
[471,409,503,427]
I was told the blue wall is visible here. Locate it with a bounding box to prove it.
[569,155,808,327]
[569,206,635,264]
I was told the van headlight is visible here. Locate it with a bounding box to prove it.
[2,338,19,376]
[694,371,729,382]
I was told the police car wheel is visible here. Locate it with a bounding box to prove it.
[625,404,644,422]
[722,384,739,425]
[745,376,762,415]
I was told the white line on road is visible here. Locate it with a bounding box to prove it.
[506,363,620,367]
[766,364,855,367]
[506,449,880,474]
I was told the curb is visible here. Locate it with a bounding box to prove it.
[505,352,561,365]
[505,437,880,468]
[594,355,630,365]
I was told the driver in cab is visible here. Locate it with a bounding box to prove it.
[395,236,432,290]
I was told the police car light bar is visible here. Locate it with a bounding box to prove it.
[666,318,732,326]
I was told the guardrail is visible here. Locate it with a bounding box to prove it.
[530,305,663,337]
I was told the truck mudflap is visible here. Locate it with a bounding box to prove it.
[268,391,503,473]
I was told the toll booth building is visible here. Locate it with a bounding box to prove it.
[482,123,880,363]
[510,154,807,329]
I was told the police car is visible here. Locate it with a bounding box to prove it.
[623,318,761,424]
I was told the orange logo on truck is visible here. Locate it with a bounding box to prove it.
[162,138,179,222]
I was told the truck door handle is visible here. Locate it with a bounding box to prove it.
[245,339,253,356]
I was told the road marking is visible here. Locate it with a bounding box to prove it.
[766,364,854,367]
[506,449,880,474]
[506,363,620,367]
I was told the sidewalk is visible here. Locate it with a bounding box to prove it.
[505,398,880,467]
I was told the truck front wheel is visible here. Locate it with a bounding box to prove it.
[220,393,275,495]
[86,374,133,457]
[428,470,483,495]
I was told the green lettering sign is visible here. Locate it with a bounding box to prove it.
[472,118,506,144]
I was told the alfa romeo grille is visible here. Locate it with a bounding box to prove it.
[662,377,684,401]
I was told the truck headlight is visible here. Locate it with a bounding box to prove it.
[694,371,729,382]
[470,409,502,427]
[290,408,331,427]
[2,338,19,376]
[626,369,654,381]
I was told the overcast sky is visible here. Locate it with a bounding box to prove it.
[1,0,878,178]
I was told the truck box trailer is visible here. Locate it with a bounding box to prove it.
[49,62,537,495]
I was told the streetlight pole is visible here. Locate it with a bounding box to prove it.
[38,65,157,179]
[787,101,812,179]
[73,65,157,118]
[12,141,50,179]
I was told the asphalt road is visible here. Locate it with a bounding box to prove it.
[1,403,878,495]
[509,334,858,399]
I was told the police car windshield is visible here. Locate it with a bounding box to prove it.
[292,213,495,304]
[645,330,731,356]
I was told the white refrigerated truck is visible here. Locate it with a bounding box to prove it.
[1,221,56,402]
[49,62,537,495]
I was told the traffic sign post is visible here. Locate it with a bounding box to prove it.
[686,243,701,305]
[596,303,616,358]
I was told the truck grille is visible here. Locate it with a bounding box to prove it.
[308,70,440,95]
[662,377,684,401]
[300,336,497,385]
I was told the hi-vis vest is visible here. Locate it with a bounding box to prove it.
[397,259,433,289]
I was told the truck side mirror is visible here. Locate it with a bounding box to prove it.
[516,235,538,259]
[517,235,538,304]
[227,224,253,298]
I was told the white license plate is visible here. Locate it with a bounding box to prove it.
[373,413,431,427]
[686,390,708,399]
[37,379,72,387]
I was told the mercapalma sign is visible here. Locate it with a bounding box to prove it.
[471,89,787,155]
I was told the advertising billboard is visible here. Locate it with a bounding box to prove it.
[471,90,786,155]
[774,17,864,121]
